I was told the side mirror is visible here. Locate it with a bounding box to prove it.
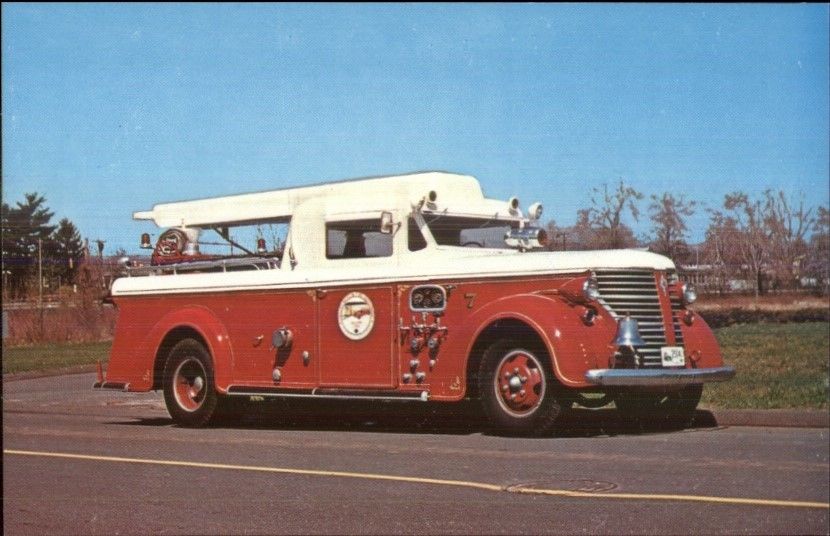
[380,211,394,234]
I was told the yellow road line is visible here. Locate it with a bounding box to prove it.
[4,449,828,510]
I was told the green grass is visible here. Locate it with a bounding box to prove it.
[3,323,829,410]
[2,341,111,375]
[702,322,829,409]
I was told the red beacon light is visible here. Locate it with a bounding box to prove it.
[256,238,267,254]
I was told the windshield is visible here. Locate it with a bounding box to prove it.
[422,215,520,249]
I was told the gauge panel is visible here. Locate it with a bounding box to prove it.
[409,285,447,312]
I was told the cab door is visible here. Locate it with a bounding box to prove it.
[316,286,395,388]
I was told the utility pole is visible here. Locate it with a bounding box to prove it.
[555,232,568,251]
[38,238,44,333]
[96,239,106,289]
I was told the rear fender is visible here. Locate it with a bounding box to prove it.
[138,306,234,393]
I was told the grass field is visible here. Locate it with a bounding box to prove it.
[2,341,111,375]
[3,323,829,409]
[702,322,829,410]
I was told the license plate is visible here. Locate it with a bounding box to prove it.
[661,346,685,367]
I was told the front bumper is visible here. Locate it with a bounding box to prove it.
[585,366,736,387]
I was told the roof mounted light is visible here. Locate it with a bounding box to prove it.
[418,190,438,211]
[528,202,543,221]
[508,196,520,214]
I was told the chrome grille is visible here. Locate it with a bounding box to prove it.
[595,269,669,368]
[669,295,686,348]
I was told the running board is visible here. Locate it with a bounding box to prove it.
[225,386,430,402]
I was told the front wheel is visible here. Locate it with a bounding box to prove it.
[163,338,219,427]
[477,340,563,436]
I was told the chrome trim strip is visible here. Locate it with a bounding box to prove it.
[225,387,430,402]
[585,366,736,386]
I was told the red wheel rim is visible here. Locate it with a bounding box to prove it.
[494,350,545,417]
[173,358,207,412]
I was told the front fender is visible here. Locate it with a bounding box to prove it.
[679,311,724,369]
[457,294,617,388]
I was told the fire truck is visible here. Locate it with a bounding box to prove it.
[96,171,734,434]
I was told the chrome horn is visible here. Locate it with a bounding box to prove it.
[613,314,646,348]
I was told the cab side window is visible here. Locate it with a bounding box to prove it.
[326,219,393,259]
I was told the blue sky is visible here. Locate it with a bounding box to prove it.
[3,3,828,253]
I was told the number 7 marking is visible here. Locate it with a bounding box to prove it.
[464,293,477,309]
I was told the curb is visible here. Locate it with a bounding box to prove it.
[705,408,829,429]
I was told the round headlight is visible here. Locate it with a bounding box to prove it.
[682,283,697,305]
[582,274,600,301]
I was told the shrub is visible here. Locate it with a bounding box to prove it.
[700,307,830,328]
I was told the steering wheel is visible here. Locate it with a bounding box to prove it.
[461,241,484,248]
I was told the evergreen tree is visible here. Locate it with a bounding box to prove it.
[1,193,85,298]
[49,218,85,286]
[1,193,55,297]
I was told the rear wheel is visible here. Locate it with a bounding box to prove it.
[615,384,703,429]
[477,339,563,436]
[163,338,219,427]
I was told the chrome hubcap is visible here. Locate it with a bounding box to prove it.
[495,350,545,417]
[173,358,207,413]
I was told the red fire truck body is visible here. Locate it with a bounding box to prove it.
[98,171,733,434]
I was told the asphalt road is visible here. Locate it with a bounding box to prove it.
[3,373,828,535]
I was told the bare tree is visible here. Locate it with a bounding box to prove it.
[803,206,829,294]
[544,219,567,251]
[579,180,643,249]
[702,211,744,294]
[648,193,697,261]
[720,192,771,297]
[763,190,814,288]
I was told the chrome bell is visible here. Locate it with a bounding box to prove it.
[613,314,646,348]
